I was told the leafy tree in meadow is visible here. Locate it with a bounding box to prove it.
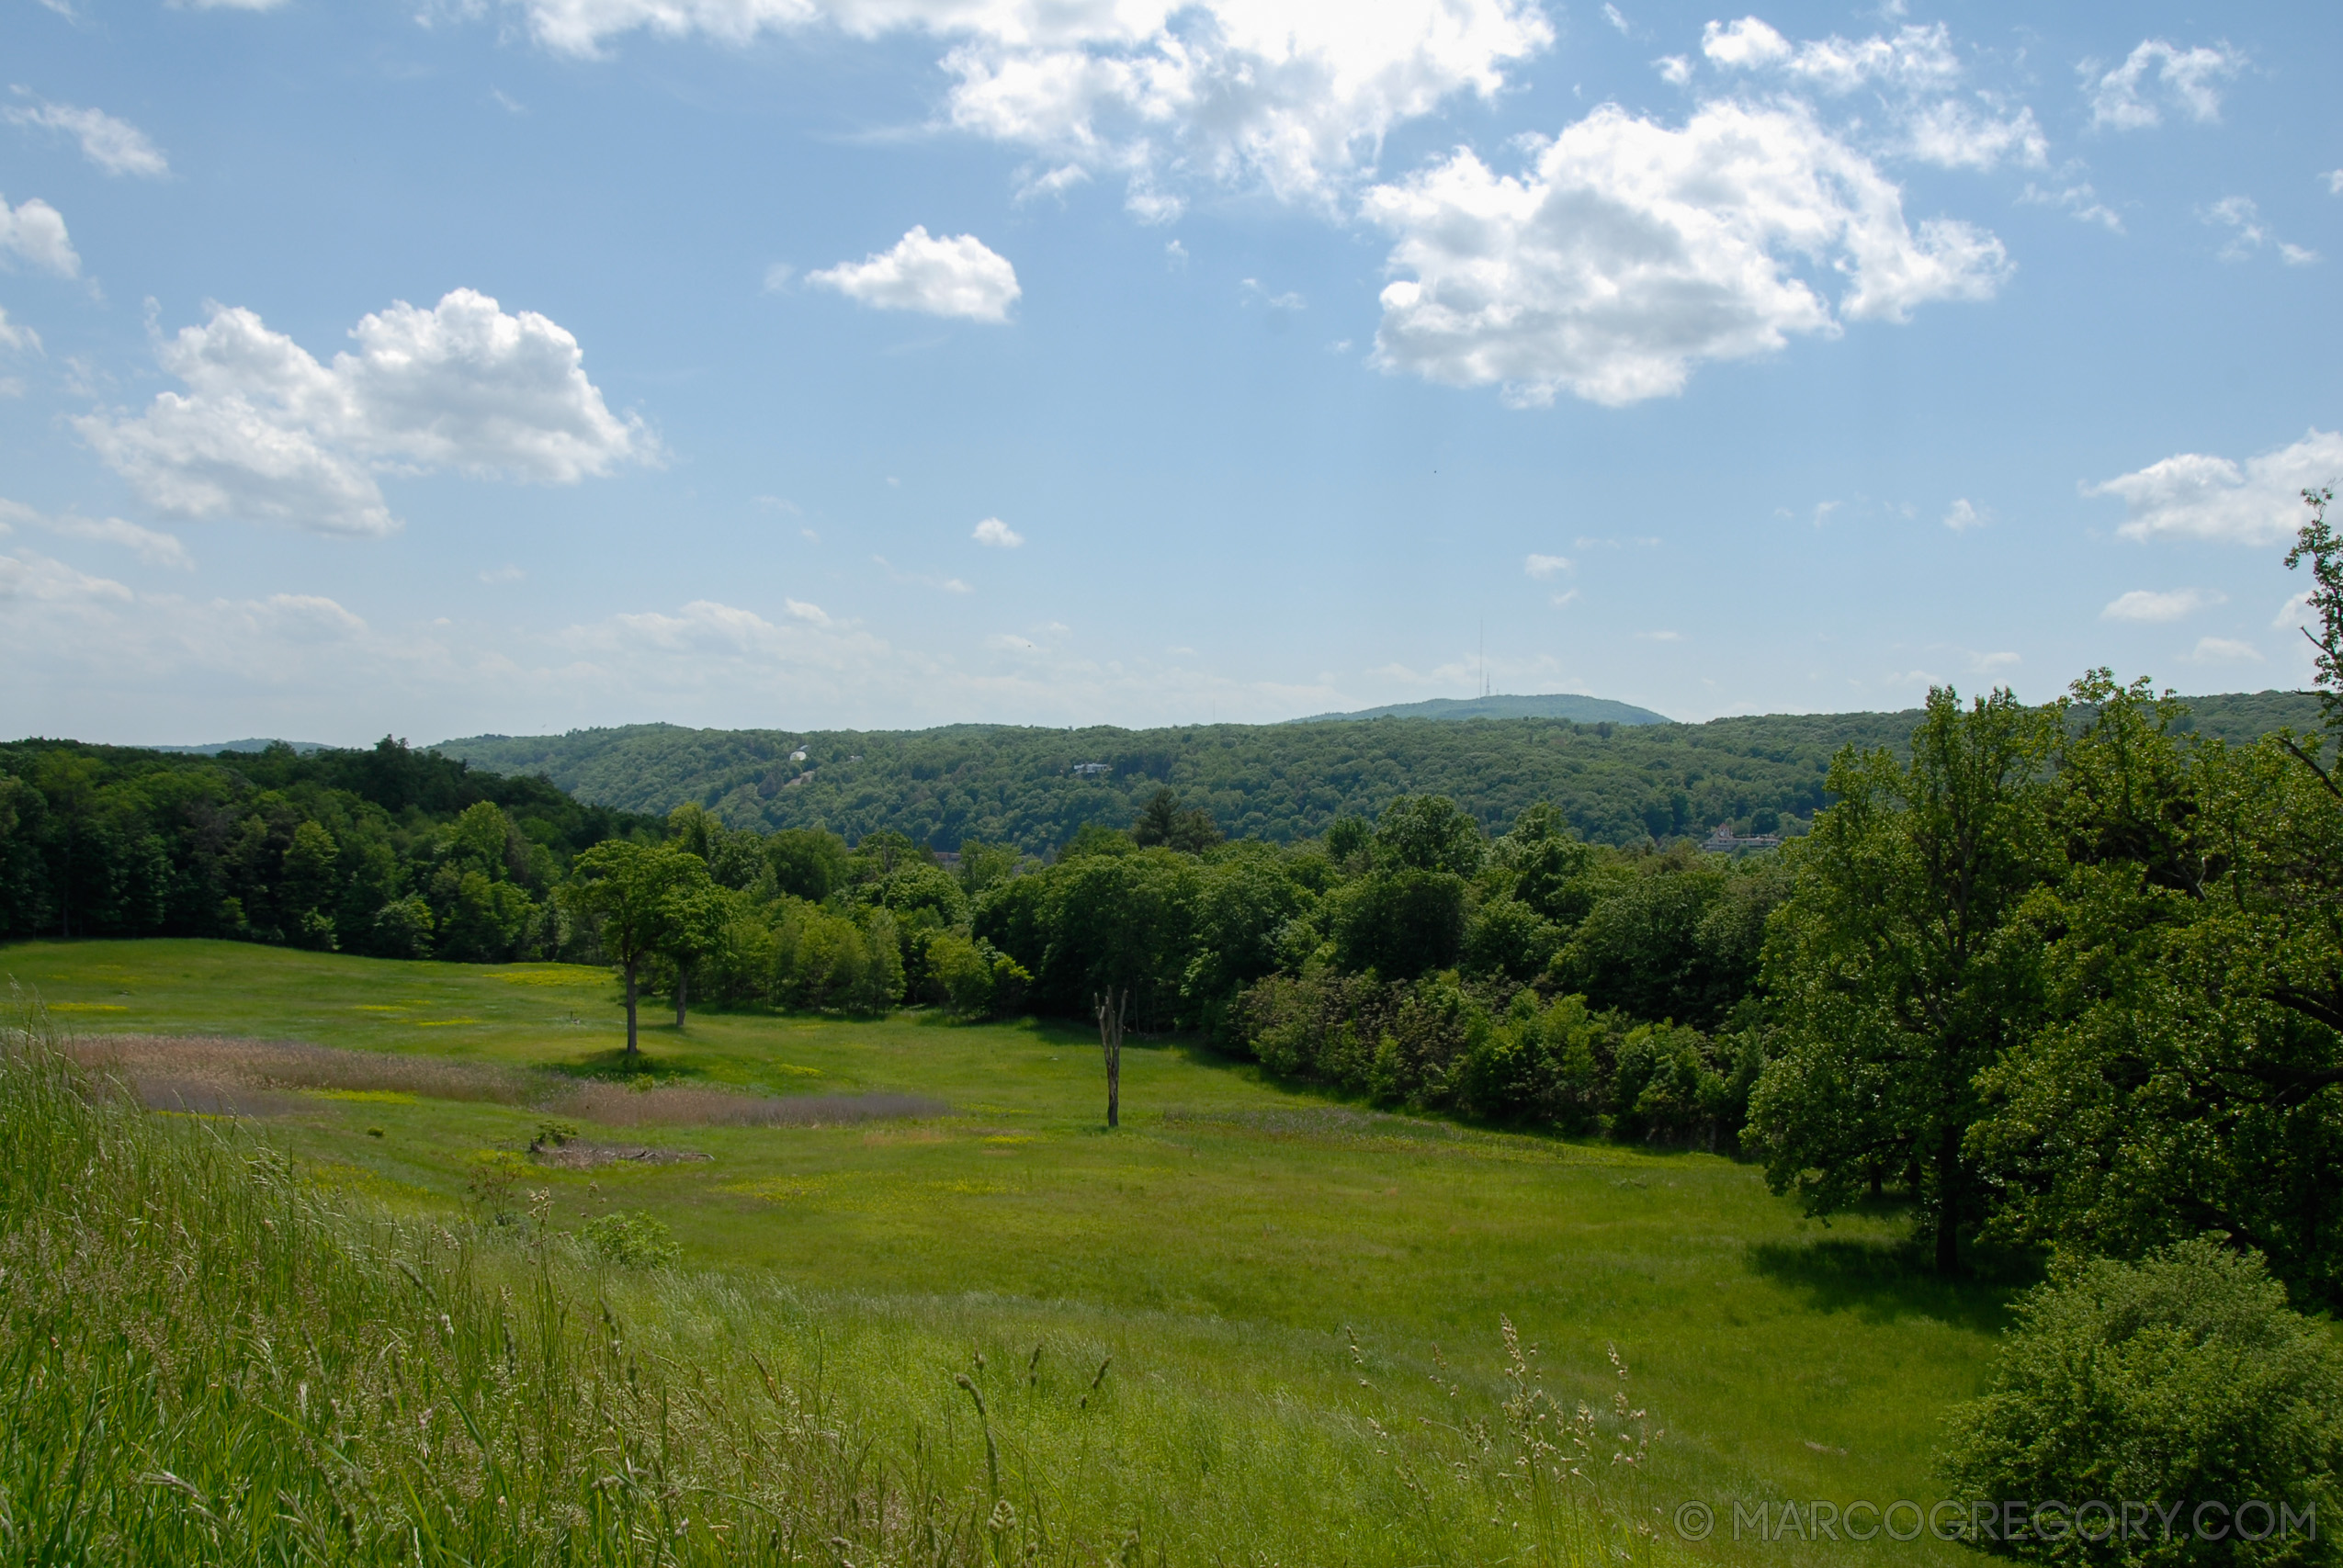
[427,803,547,963]
[563,841,716,1058]
[1748,686,2059,1275]
[659,880,730,1028]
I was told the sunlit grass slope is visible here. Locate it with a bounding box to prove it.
[6,938,2012,1565]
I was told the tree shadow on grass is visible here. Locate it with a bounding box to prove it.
[1747,1235,2026,1335]
[552,1036,718,1083]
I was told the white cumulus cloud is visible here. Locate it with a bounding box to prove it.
[75,288,648,537]
[2187,636,2263,664]
[1699,17,2040,170]
[1943,499,1987,531]
[1702,17,1957,94]
[1363,99,2009,406]
[2086,39,2241,131]
[5,95,169,177]
[2088,430,2343,547]
[516,0,1552,210]
[2100,587,2222,622]
[0,193,78,276]
[973,515,1024,547]
[809,227,1020,322]
[1524,552,1570,577]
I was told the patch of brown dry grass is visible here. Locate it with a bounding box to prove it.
[68,1034,945,1128]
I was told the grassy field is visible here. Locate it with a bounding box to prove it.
[5,938,2016,1565]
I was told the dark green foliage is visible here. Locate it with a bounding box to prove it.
[1938,1239,2343,1567]
[0,737,658,952]
[1369,795,1486,876]
[428,696,2322,852]
[1327,870,1468,981]
[1132,786,1223,852]
[1967,676,2343,1307]
[1748,687,2060,1275]
[765,827,851,901]
[1550,851,1785,1030]
[1323,814,1372,865]
[1459,897,1562,986]
[427,712,1896,851]
[563,840,720,1055]
[1235,971,1754,1147]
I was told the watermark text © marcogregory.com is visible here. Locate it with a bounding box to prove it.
[1667,1498,2317,1547]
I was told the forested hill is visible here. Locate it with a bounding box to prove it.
[434,688,2323,853]
[1290,694,1673,724]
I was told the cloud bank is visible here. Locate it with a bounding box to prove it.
[516,0,1552,212]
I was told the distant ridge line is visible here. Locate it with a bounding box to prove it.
[1288,693,1674,725]
[145,739,332,756]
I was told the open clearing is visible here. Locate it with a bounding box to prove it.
[8,938,2012,1565]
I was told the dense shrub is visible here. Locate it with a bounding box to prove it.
[771,901,904,1014]
[924,931,1032,1019]
[580,1209,684,1269]
[1234,969,1753,1146]
[1939,1239,2343,1566]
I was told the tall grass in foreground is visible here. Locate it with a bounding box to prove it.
[1,996,1692,1566]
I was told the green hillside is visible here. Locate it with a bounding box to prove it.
[1291,693,1674,724]
[433,689,2323,852]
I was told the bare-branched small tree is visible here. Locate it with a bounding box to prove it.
[1093,988,1127,1129]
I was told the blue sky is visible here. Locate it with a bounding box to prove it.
[4,0,2339,743]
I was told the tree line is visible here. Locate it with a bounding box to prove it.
[433,691,2326,852]
[0,738,661,958]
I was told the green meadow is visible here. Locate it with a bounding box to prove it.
[7,938,2012,1566]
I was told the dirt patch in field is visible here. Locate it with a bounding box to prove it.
[528,1141,716,1170]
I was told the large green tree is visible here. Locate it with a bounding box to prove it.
[1971,634,2343,1304]
[564,841,716,1059]
[1748,686,2058,1274]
